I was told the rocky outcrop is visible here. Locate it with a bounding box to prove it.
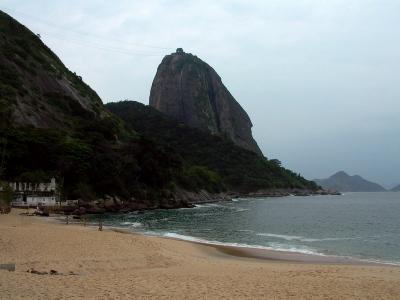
[149,49,262,155]
[174,188,231,204]
[65,191,232,215]
[229,188,341,198]
[60,195,194,216]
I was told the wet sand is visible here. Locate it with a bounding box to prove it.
[1,209,400,299]
[209,244,381,265]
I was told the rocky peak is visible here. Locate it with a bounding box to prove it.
[149,50,262,155]
[331,171,349,178]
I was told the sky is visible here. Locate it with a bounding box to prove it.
[1,0,399,187]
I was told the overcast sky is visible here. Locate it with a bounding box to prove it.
[2,1,400,186]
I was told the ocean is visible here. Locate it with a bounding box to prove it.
[93,192,400,265]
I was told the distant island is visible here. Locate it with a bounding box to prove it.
[314,171,386,192]
[391,184,400,192]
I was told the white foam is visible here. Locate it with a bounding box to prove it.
[194,203,224,209]
[134,231,400,265]
[257,233,308,241]
[256,233,359,243]
[313,237,359,242]
[161,232,322,256]
[360,258,400,266]
[266,242,319,255]
[120,222,132,225]
[234,208,250,212]
[119,222,142,228]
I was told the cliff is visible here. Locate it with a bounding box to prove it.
[314,171,386,192]
[149,49,262,155]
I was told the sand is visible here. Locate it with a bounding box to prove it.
[1,209,400,299]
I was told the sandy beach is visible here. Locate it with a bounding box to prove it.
[1,210,400,299]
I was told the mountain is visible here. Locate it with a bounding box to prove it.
[314,171,386,192]
[0,10,189,209]
[391,184,400,192]
[0,10,320,212]
[0,10,112,130]
[149,48,262,155]
[106,101,319,194]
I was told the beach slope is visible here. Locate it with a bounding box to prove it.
[1,210,400,299]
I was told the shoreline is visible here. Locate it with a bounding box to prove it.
[115,228,396,267]
[2,209,400,299]
[102,223,396,267]
[30,189,341,216]
[49,212,399,267]
[208,244,388,266]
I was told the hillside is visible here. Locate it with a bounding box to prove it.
[391,185,400,192]
[0,10,115,130]
[106,101,319,193]
[0,10,188,208]
[314,171,386,192]
[1,10,320,211]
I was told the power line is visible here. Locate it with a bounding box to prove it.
[43,32,164,58]
[0,5,173,51]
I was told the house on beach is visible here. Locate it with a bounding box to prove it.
[0,178,58,207]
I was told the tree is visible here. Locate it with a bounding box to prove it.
[1,182,14,204]
[0,181,14,213]
[0,138,6,179]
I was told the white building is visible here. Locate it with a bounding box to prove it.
[12,195,57,207]
[8,178,56,193]
[3,178,59,207]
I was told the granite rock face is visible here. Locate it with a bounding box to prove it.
[149,49,262,155]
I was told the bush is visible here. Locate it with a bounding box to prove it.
[0,181,14,213]
[106,101,319,193]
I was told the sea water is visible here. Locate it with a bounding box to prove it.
[95,192,400,265]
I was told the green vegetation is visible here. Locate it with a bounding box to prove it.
[0,180,14,213]
[180,165,223,193]
[0,10,103,127]
[0,99,318,203]
[0,99,12,129]
[0,125,183,200]
[106,101,319,193]
[0,10,318,206]
[0,181,14,204]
